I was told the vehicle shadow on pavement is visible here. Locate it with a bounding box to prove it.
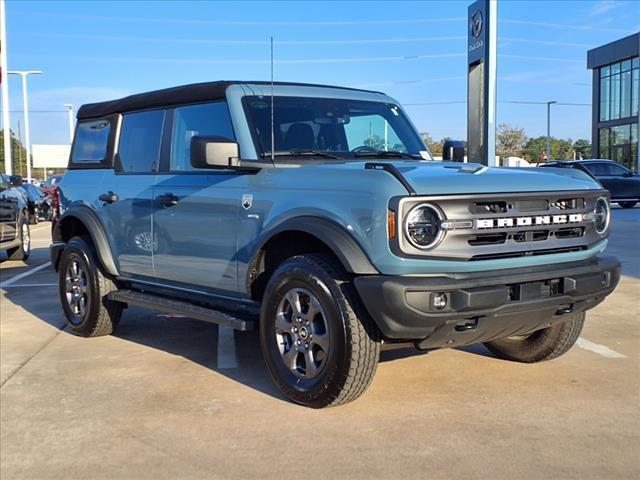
[113,307,288,403]
[378,342,495,362]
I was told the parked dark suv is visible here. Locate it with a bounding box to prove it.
[0,173,31,260]
[540,160,640,208]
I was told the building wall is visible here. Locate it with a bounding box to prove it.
[588,33,640,172]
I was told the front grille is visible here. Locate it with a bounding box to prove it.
[393,189,606,260]
[470,246,586,261]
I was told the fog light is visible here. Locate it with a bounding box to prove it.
[432,292,447,310]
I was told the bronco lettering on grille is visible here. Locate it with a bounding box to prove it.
[476,213,585,229]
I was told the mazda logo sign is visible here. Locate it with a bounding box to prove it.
[470,10,483,38]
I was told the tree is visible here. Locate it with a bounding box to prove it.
[496,123,527,157]
[363,134,385,150]
[419,132,446,157]
[573,139,592,159]
[0,129,28,176]
[522,136,576,162]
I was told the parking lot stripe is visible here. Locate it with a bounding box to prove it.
[576,337,626,359]
[0,262,52,288]
[217,325,238,369]
[2,283,57,288]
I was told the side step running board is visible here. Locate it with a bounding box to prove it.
[108,289,256,331]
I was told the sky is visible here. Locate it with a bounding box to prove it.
[2,0,640,147]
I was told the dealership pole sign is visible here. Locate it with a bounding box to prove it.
[467,0,497,166]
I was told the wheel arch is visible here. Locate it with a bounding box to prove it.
[52,206,119,276]
[246,216,378,301]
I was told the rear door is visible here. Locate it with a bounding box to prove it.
[152,101,249,295]
[600,162,638,199]
[95,109,165,279]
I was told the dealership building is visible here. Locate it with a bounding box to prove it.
[587,32,639,172]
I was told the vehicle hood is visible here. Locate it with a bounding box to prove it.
[385,161,601,195]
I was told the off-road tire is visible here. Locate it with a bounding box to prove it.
[29,208,39,225]
[618,201,637,209]
[260,254,381,408]
[484,312,585,363]
[58,236,122,337]
[7,216,30,261]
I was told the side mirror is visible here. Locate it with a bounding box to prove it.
[190,136,240,169]
[623,171,633,177]
[442,140,465,162]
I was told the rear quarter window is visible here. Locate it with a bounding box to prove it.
[70,119,112,165]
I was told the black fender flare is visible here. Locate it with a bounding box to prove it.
[246,216,379,286]
[52,206,120,276]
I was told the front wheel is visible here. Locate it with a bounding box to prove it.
[260,254,381,408]
[484,312,585,363]
[618,201,637,209]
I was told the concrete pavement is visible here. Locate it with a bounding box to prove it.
[1,209,638,479]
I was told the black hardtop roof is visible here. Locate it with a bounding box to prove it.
[76,80,381,120]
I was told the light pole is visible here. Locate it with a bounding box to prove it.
[64,103,74,143]
[1,0,11,175]
[546,100,557,162]
[8,70,43,182]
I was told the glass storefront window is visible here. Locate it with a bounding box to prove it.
[600,76,610,121]
[600,124,638,173]
[599,57,639,121]
[633,67,639,117]
[599,128,610,159]
[621,70,632,118]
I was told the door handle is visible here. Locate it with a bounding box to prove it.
[99,192,119,204]
[156,193,179,207]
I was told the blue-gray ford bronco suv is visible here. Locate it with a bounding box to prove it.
[51,81,620,408]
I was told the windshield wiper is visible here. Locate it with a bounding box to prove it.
[353,150,421,159]
[261,150,343,160]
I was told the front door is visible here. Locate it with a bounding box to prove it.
[0,175,19,242]
[151,101,247,295]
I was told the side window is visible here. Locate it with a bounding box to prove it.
[171,102,235,171]
[0,174,8,191]
[71,119,111,164]
[605,163,628,176]
[584,163,605,176]
[118,110,165,173]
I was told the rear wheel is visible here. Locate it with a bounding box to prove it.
[484,312,585,363]
[7,218,30,261]
[58,236,122,337]
[260,254,381,408]
[618,201,637,209]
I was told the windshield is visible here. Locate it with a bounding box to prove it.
[242,96,429,160]
[43,175,62,186]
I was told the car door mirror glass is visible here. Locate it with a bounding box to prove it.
[190,136,240,169]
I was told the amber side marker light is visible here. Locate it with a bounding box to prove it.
[388,209,396,239]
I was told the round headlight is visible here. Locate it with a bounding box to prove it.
[405,203,444,249]
[594,197,610,234]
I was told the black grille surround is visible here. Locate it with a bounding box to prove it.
[389,190,610,260]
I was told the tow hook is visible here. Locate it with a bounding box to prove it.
[455,318,479,332]
[555,305,574,315]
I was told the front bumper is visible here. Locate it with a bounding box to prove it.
[354,256,620,349]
